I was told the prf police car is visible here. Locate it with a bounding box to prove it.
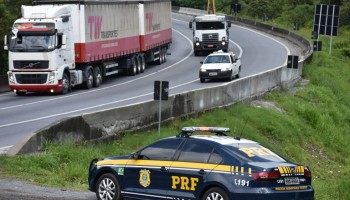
[88,127,314,200]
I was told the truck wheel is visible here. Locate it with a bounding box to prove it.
[155,48,163,65]
[135,55,141,74]
[84,69,93,89]
[162,47,167,63]
[194,51,199,56]
[61,73,70,94]
[129,57,137,76]
[96,173,121,200]
[202,187,229,200]
[93,67,102,87]
[16,91,26,96]
[139,54,146,73]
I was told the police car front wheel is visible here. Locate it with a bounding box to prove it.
[96,173,121,200]
[202,187,229,200]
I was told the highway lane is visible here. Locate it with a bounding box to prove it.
[0,13,288,151]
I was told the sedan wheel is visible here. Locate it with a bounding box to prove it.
[202,187,229,200]
[96,173,121,200]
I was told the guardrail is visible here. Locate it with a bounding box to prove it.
[7,7,313,155]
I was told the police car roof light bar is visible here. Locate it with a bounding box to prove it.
[177,127,231,137]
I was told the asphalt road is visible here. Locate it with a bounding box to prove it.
[0,12,291,199]
[0,13,288,153]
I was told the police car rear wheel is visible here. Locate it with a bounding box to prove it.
[202,187,229,200]
[96,173,121,200]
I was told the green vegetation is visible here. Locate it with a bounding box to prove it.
[0,1,350,200]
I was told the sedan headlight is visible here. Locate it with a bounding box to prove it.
[8,72,15,84]
[200,68,206,72]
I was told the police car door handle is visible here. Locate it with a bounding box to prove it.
[160,166,167,172]
[198,169,206,174]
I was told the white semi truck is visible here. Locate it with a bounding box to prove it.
[189,14,231,56]
[4,0,172,95]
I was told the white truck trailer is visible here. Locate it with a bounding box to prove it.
[189,14,231,56]
[4,0,172,95]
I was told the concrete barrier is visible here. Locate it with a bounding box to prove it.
[7,7,313,155]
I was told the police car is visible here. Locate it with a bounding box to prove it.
[199,50,241,82]
[88,127,314,200]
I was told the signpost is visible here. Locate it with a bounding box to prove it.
[154,81,169,135]
[312,4,340,55]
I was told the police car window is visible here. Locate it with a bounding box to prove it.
[208,149,222,164]
[226,143,286,162]
[140,139,182,161]
[178,141,212,163]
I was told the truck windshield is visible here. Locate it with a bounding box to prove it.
[10,34,56,52]
[9,22,56,52]
[196,21,225,30]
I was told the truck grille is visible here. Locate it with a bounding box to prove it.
[202,33,219,44]
[15,74,48,84]
[13,61,49,69]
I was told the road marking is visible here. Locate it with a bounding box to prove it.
[0,28,194,128]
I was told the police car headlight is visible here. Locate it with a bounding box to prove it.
[221,67,229,71]
[200,68,206,72]
[8,72,15,84]
[48,71,56,84]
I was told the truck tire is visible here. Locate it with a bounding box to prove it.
[139,54,146,73]
[202,187,229,200]
[93,66,102,87]
[61,72,70,94]
[155,48,163,65]
[129,56,137,76]
[162,47,167,63]
[95,173,121,200]
[84,69,93,89]
[194,50,199,56]
[135,55,141,74]
[16,91,26,96]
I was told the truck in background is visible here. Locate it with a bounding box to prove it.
[189,14,231,56]
[4,0,172,95]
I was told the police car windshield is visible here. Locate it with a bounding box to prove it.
[225,143,286,163]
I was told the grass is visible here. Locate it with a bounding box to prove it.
[0,22,349,200]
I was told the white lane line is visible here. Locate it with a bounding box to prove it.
[0,29,194,128]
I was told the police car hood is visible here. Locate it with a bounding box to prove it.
[201,63,231,70]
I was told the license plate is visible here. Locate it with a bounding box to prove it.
[207,45,214,47]
[285,177,300,185]
[209,72,217,76]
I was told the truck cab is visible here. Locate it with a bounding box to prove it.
[189,15,231,56]
[5,5,75,95]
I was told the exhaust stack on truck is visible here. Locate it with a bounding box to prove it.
[4,0,172,95]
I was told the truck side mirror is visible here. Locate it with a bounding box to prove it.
[189,21,192,29]
[61,35,67,49]
[4,35,8,50]
[227,21,231,28]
